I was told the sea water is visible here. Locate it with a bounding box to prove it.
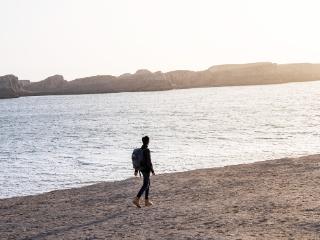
[1,81,320,198]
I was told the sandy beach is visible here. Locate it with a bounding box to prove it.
[1,155,320,239]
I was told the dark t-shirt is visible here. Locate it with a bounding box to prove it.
[140,145,154,173]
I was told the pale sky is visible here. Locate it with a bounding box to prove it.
[1,0,320,81]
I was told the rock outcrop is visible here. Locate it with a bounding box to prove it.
[24,75,67,94]
[19,80,31,87]
[206,63,320,86]
[65,75,118,94]
[0,75,23,99]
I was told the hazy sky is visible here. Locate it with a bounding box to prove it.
[1,0,320,81]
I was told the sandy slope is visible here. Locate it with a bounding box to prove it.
[1,155,320,239]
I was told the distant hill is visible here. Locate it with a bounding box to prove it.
[1,62,320,99]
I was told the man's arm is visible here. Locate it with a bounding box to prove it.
[145,149,155,175]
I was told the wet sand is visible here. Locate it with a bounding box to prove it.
[1,155,320,239]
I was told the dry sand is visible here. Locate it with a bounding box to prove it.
[1,155,320,240]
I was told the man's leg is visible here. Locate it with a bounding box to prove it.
[145,177,150,199]
[144,172,153,206]
[137,171,149,198]
[133,172,149,208]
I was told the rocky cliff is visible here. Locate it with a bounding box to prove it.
[24,75,67,94]
[19,80,31,87]
[2,62,320,99]
[207,63,320,86]
[0,75,24,99]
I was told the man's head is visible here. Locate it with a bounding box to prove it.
[142,136,149,146]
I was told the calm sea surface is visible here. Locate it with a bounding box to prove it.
[1,81,320,198]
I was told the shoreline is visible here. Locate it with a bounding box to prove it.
[0,152,312,200]
[1,154,320,239]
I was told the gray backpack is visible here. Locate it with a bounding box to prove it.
[132,148,144,170]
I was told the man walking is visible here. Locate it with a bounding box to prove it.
[133,136,155,208]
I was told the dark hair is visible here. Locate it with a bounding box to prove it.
[142,136,149,145]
